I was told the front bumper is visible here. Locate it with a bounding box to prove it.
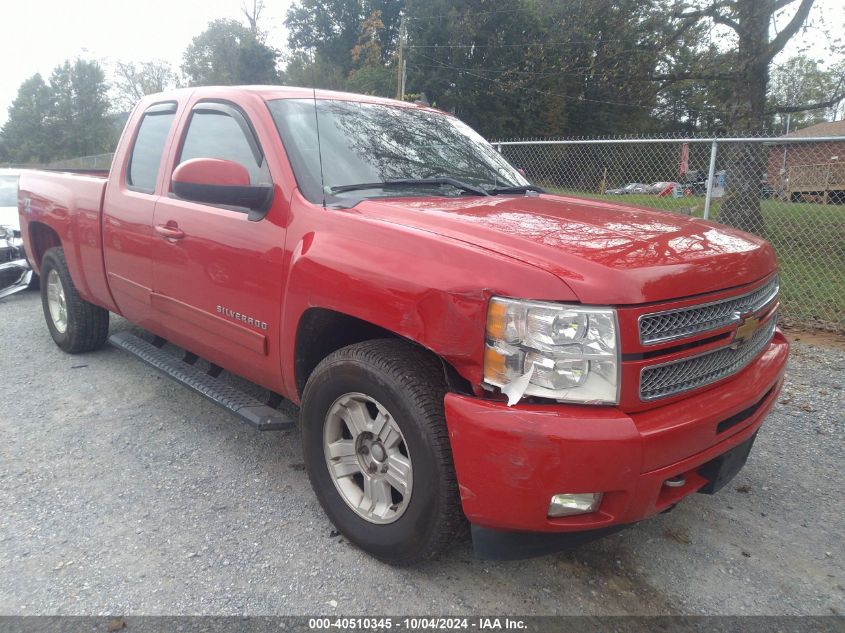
[444,330,789,538]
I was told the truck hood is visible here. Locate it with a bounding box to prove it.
[352,194,777,305]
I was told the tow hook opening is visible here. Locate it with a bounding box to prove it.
[656,470,708,511]
[664,475,686,488]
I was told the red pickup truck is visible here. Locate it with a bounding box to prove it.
[18,86,788,564]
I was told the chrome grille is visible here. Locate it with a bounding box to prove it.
[639,276,779,345]
[640,316,777,401]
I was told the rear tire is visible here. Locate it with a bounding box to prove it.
[40,247,109,353]
[301,339,467,565]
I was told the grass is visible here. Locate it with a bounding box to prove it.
[546,187,845,330]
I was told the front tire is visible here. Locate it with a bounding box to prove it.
[301,339,467,565]
[40,247,109,353]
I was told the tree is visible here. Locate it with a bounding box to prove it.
[401,0,668,138]
[281,51,348,90]
[182,19,280,86]
[769,55,845,132]
[2,61,115,163]
[658,1,840,130]
[650,1,845,233]
[48,59,114,160]
[343,10,395,97]
[0,73,54,163]
[112,60,177,111]
[241,0,267,38]
[346,65,395,96]
[285,0,403,78]
[351,10,385,68]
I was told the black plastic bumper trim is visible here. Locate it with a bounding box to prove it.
[471,523,631,560]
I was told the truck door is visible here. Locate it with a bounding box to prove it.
[151,100,287,393]
[103,102,178,329]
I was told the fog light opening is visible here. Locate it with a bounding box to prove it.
[548,492,603,517]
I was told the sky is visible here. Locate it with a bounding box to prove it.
[0,0,842,127]
[0,0,292,125]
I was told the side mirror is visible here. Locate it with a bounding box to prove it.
[171,158,273,221]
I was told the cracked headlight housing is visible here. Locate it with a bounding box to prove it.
[484,297,620,404]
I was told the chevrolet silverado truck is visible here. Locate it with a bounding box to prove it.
[17,86,788,564]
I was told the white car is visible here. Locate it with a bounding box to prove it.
[0,168,34,298]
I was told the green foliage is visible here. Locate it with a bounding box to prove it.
[1,73,54,163]
[346,65,395,96]
[769,55,845,132]
[112,60,178,111]
[181,19,280,86]
[280,0,842,141]
[280,0,692,137]
[48,60,115,159]
[281,51,348,90]
[285,0,402,78]
[1,60,113,164]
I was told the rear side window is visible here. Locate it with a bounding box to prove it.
[127,103,177,193]
[178,105,270,185]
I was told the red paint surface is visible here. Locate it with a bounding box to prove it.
[18,86,789,537]
[445,332,788,532]
[173,158,251,187]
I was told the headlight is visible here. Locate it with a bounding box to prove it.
[484,297,620,405]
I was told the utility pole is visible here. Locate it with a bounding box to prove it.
[396,16,407,101]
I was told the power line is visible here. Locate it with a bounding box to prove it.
[405,59,656,111]
[405,56,731,117]
[407,51,656,78]
[406,8,536,21]
[404,41,658,50]
[403,0,593,23]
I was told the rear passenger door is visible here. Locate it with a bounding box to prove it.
[151,100,287,393]
[103,102,177,329]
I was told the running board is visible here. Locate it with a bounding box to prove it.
[108,331,296,431]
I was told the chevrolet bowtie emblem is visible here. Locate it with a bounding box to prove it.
[733,315,760,345]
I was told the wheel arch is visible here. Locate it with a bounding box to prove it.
[26,221,62,273]
[293,307,471,401]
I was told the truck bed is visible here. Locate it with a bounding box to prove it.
[19,169,115,311]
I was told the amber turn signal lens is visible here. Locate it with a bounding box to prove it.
[486,300,508,340]
[483,345,506,382]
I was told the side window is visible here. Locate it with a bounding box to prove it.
[178,105,271,185]
[127,103,176,193]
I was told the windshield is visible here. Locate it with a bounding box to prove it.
[0,176,19,207]
[267,99,529,203]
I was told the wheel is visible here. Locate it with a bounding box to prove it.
[301,339,467,565]
[40,247,109,353]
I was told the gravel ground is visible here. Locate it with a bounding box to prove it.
[0,289,843,616]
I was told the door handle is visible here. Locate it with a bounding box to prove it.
[155,224,185,240]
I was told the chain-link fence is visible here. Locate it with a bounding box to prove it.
[493,134,845,332]
[46,153,115,170]
[2,153,115,171]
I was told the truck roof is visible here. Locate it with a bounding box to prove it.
[137,85,441,114]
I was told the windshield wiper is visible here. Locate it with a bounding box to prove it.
[486,184,546,195]
[330,177,491,197]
